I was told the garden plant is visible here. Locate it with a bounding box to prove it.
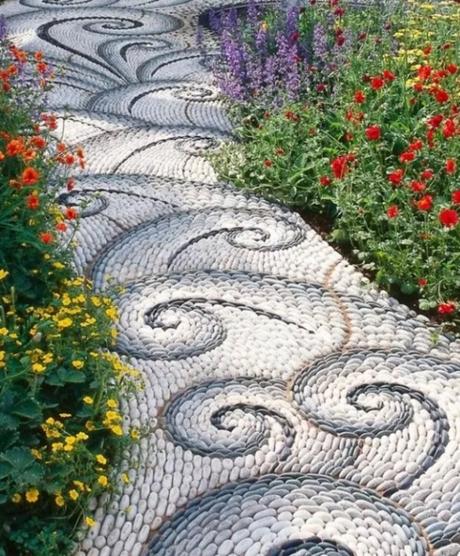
[210,0,460,332]
[0,18,138,555]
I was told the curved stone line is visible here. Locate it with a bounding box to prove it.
[36,14,183,83]
[146,473,431,555]
[292,349,454,495]
[109,133,222,173]
[266,538,355,556]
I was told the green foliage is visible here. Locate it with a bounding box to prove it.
[213,0,460,331]
[0,31,139,555]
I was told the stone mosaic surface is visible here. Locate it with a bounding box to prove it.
[3,0,460,554]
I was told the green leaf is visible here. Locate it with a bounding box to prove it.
[57,367,87,383]
[12,399,42,421]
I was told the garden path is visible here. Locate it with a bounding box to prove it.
[4,0,460,554]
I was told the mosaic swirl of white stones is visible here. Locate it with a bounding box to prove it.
[3,0,460,555]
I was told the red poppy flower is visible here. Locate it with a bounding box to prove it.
[418,278,428,287]
[26,194,40,210]
[34,51,44,61]
[66,177,76,191]
[410,180,426,192]
[320,176,331,186]
[427,114,443,128]
[445,159,457,174]
[422,45,432,56]
[65,207,78,220]
[56,222,68,232]
[443,119,456,139]
[365,125,381,141]
[433,88,449,103]
[413,82,424,93]
[452,190,460,204]
[22,167,40,185]
[39,231,54,244]
[416,195,433,211]
[418,65,432,80]
[438,208,459,228]
[399,151,415,163]
[446,63,458,75]
[353,89,366,104]
[370,76,384,90]
[383,69,395,82]
[330,155,352,179]
[386,205,399,219]
[387,168,404,185]
[408,139,423,151]
[438,302,456,315]
[421,168,434,181]
[284,111,299,122]
[263,159,273,168]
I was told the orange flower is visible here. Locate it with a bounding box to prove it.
[56,143,67,153]
[23,149,37,162]
[56,222,68,232]
[0,151,4,161]
[30,136,46,149]
[34,51,44,62]
[39,231,54,244]
[64,153,75,165]
[76,147,85,159]
[26,194,40,210]
[6,139,25,157]
[22,167,40,185]
[65,207,78,220]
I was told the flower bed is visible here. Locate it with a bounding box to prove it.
[210,0,460,332]
[0,20,137,555]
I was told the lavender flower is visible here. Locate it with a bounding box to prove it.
[313,23,329,65]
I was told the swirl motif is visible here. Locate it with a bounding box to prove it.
[114,271,348,361]
[90,207,307,287]
[147,473,430,555]
[163,378,295,460]
[292,350,453,495]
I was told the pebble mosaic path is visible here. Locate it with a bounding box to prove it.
[4,1,460,554]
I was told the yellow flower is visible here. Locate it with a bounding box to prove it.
[53,262,65,270]
[32,363,46,374]
[85,420,95,431]
[31,448,42,460]
[96,454,107,465]
[57,317,73,329]
[121,473,130,484]
[106,399,118,409]
[76,432,89,441]
[105,307,118,320]
[83,396,94,405]
[85,516,96,527]
[0,351,5,369]
[59,413,72,418]
[43,353,53,364]
[97,475,108,487]
[91,296,102,307]
[51,442,64,452]
[105,411,121,422]
[68,489,79,501]
[11,493,22,503]
[25,488,39,503]
[130,429,140,440]
[110,425,123,436]
[72,360,85,369]
[0,328,8,336]
[0,269,9,281]
[55,494,65,507]
[73,480,85,491]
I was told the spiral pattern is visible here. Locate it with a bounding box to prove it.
[4,0,460,554]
